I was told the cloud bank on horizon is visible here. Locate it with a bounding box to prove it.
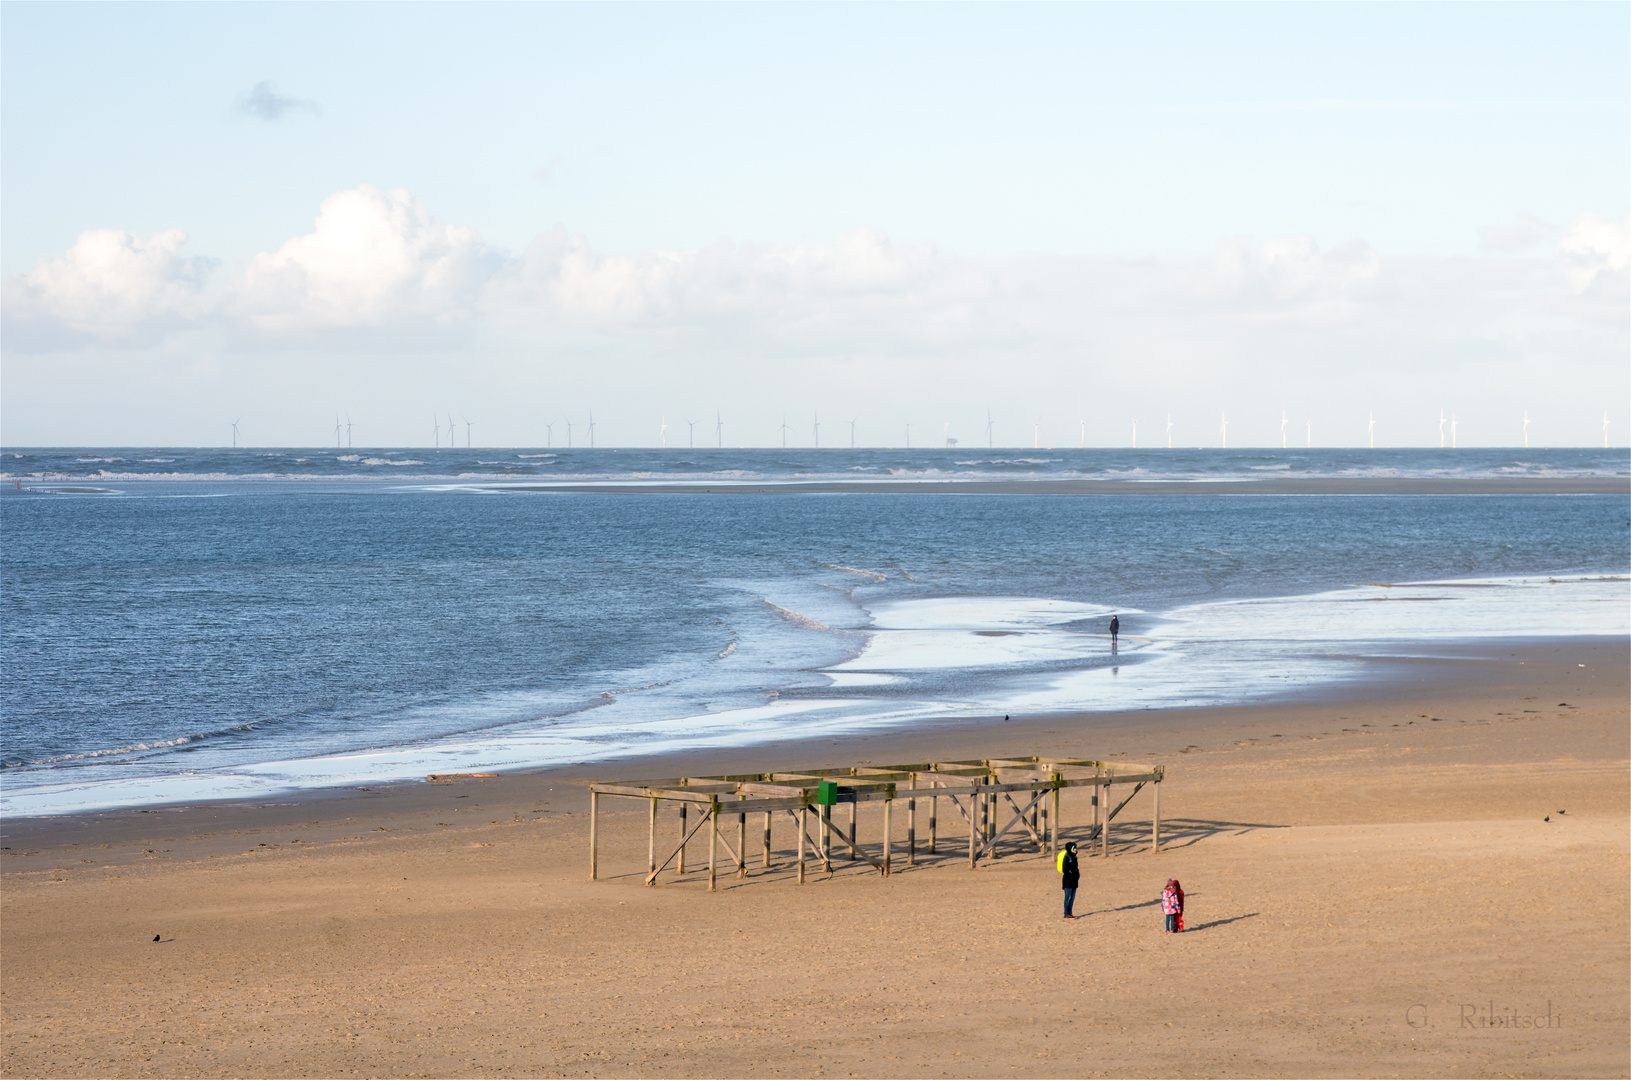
[1,4,1626,447]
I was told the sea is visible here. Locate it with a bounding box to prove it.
[2,447,1626,817]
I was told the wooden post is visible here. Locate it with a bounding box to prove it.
[1039,783,1049,853]
[1050,783,1060,854]
[763,810,772,869]
[821,803,832,872]
[847,800,857,861]
[797,806,807,884]
[1152,781,1160,853]
[678,803,687,874]
[737,809,747,878]
[708,801,719,892]
[907,791,916,867]
[929,792,938,854]
[883,797,892,876]
[647,797,658,883]
[987,789,997,859]
[1101,779,1111,858]
[968,787,978,869]
[1030,796,1040,851]
[589,791,599,881]
[979,786,989,858]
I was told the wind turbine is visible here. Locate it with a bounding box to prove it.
[1131,419,1137,449]
[1165,414,1173,449]
[346,413,354,449]
[813,411,820,448]
[715,411,724,448]
[588,412,596,449]
[904,421,912,449]
[1079,420,1085,449]
[544,422,553,449]
[1438,409,1446,448]
[1523,410,1530,449]
[1280,410,1288,450]
[448,413,457,450]
[464,417,475,448]
[660,415,668,449]
[985,410,995,449]
[1220,412,1228,449]
[1604,411,1611,448]
[433,416,441,449]
[566,421,574,448]
[685,419,696,448]
[1451,413,1458,449]
[230,417,241,449]
[1033,418,1040,449]
[1368,411,1376,449]
[847,418,857,448]
[779,414,790,449]
[334,414,343,448]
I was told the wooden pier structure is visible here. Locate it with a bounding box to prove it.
[587,755,1165,890]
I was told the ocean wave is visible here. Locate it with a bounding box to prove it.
[2,719,268,768]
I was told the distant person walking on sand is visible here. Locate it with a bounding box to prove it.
[1162,878,1185,932]
[1109,615,1119,640]
[1058,842,1080,919]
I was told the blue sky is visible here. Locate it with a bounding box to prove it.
[3,2,1627,447]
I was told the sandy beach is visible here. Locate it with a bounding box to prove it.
[2,638,1626,1078]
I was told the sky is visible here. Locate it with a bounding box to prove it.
[2,1,1626,448]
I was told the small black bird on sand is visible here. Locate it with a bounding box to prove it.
[1543,816,1550,822]
[153,934,161,941]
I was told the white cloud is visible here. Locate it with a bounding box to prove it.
[3,187,1623,415]
[1,228,213,348]
[1554,211,1628,302]
[1479,214,1559,253]
[230,185,503,342]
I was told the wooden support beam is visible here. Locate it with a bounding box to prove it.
[907,787,916,867]
[847,800,857,862]
[646,807,716,885]
[763,810,772,868]
[679,802,688,874]
[929,793,937,854]
[975,789,1045,861]
[797,806,806,884]
[1102,779,1111,857]
[968,785,977,869]
[1152,781,1160,853]
[820,803,832,872]
[709,802,718,892]
[883,798,892,876]
[812,808,888,873]
[737,810,747,878]
[648,797,657,879]
[1001,790,1045,848]
[1051,783,1060,853]
[589,790,599,881]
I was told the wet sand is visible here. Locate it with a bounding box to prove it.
[2,638,1626,1078]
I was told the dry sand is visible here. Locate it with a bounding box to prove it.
[3,640,1627,1078]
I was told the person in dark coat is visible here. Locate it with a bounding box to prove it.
[1059,841,1080,919]
[1109,615,1119,640]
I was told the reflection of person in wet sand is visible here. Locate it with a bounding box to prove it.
[1109,614,1119,640]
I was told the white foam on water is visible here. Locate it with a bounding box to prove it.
[3,575,1624,817]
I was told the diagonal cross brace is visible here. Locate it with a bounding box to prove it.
[783,808,825,855]
[1002,791,1046,848]
[1084,781,1146,842]
[647,805,718,885]
[975,789,1045,861]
